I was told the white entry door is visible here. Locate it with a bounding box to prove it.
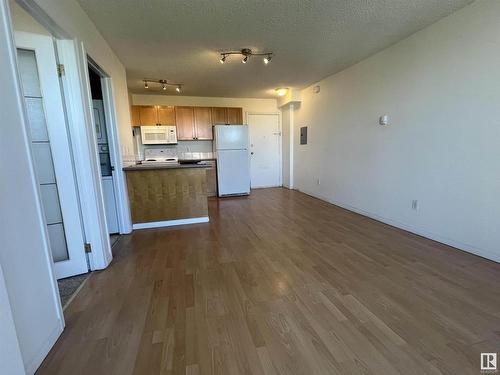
[16,32,88,279]
[248,113,281,188]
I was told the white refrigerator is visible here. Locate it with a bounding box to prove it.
[215,125,250,196]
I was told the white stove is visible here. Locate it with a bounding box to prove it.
[141,148,179,165]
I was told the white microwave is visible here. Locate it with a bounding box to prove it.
[140,126,177,145]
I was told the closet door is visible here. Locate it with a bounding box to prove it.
[16,32,87,279]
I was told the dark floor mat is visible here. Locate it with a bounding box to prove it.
[57,273,89,308]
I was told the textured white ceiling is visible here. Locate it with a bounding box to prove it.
[77,0,473,98]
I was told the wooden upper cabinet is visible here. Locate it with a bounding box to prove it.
[175,106,195,140]
[157,106,176,125]
[194,107,213,140]
[211,107,227,125]
[138,106,158,125]
[227,107,243,124]
[130,106,141,126]
[131,105,243,130]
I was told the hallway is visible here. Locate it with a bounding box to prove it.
[37,188,500,375]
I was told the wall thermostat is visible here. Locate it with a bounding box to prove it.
[379,115,389,126]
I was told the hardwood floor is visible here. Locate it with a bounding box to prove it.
[37,188,500,375]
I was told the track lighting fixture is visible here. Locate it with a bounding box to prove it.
[143,79,183,93]
[218,48,273,65]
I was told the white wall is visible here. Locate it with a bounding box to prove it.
[292,0,500,262]
[1,0,63,373]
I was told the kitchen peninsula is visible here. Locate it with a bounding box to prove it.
[123,162,210,229]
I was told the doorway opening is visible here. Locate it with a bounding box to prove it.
[87,63,121,247]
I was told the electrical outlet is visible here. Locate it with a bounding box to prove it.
[411,200,418,210]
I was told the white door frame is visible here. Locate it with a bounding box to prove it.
[55,39,112,270]
[87,58,131,235]
[245,111,283,188]
[15,31,88,279]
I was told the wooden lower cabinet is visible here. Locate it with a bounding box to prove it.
[125,167,208,223]
[206,161,217,197]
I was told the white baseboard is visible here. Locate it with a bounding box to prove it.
[25,320,63,375]
[132,217,209,230]
[296,188,500,264]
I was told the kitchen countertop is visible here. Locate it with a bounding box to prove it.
[123,163,210,171]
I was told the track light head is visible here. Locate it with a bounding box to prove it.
[263,54,272,65]
[176,85,181,93]
[242,55,248,64]
[162,83,167,90]
[144,81,149,89]
[219,54,226,64]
